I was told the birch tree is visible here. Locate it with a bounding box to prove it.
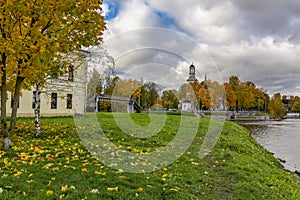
[32,52,87,137]
[0,0,105,149]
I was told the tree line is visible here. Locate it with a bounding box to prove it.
[90,73,298,120]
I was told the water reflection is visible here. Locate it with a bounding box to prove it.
[238,119,300,172]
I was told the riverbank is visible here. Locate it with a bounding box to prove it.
[193,111,271,121]
[0,113,299,199]
[238,119,300,174]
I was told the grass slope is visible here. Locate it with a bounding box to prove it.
[0,113,299,199]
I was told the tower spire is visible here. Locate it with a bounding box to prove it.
[187,63,197,82]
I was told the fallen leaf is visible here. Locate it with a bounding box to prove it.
[46,190,53,196]
[90,189,99,193]
[107,187,118,191]
[137,187,143,192]
[61,185,68,192]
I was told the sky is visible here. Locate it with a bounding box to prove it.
[101,0,300,96]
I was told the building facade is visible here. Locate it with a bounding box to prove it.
[5,52,87,117]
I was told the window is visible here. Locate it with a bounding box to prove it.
[51,93,57,109]
[68,65,74,81]
[11,94,20,108]
[67,94,72,109]
[32,91,36,109]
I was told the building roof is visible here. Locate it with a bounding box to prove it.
[182,98,191,103]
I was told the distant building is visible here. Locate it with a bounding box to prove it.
[4,51,88,117]
[179,63,199,111]
[181,98,192,111]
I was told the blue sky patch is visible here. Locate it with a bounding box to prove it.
[154,10,184,33]
[103,0,119,21]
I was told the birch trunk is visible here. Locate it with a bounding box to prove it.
[34,83,41,137]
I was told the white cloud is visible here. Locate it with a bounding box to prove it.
[105,0,161,35]
[102,0,300,96]
[101,3,110,17]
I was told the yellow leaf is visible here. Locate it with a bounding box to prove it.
[3,158,10,165]
[61,185,68,192]
[43,163,54,169]
[46,190,53,196]
[26,180,35,183]
[70,185,76,190]
[0,188,3,194]
[39,46,46,53]
[137,187,143,193]
[162,174,168,178]
[14,171,22,177]
[81,168,88,173]
[90,189,99,193]
[82,163,88,167]
[53,167,60,172]
[94,171,106,175]
[107,187,118,191]
[77,148,83,154]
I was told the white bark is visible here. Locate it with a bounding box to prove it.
[34,83,41,137]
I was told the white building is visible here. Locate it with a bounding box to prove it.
[5,52,88,117]
[181,98,192,111]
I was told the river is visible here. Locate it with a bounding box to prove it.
[238,119,300,172]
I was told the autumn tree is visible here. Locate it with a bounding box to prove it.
[0,0,105,149]
[87,68,103,98]
[207,80,225,110]
[187,80,201,110]
[269,93,286,119]
[199,83,211,110]
[224,83,237,111]
[226,75,269,112]
[113,79,141,101]
[161,90,179,109]
[140,82,159,109]
[291,96,300,112]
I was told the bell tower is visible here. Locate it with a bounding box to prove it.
[187,63,197,82]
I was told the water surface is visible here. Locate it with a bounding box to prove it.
[238,119,300,172]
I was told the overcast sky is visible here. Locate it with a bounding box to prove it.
[101,0,300,96]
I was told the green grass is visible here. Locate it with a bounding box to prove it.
[0,113,299,199]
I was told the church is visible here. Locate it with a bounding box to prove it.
[180,63,199,111]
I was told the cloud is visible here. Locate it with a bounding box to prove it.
[104,0,161,35]
[102,0,300,96]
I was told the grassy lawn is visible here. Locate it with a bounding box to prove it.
[0,113,299,199]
